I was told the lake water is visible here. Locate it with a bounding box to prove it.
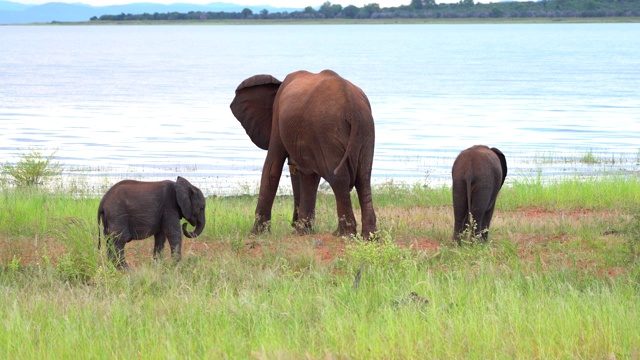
[0,24,638,195]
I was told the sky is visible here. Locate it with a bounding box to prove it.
[15,0,441,8]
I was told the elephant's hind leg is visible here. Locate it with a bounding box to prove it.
[153,233,166,260]
[355,173,377,239]
[452,181,469,245]
[480,201,497,242]
[103,225,130,269]
[470,190,492,243]
[114,243,128,269]
[330,180,357,237]
[294,173,321,235]
[107,234,129,270]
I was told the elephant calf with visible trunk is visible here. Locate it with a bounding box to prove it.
[98,176,206,268]
[230,70,377,238]
[452,145,507,244]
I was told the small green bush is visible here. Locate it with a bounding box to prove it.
[344,230,415,271]
[1,149,63,188]
[456,213,488,245]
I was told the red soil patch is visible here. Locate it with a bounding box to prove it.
[224,234,348,264]
[1,232,444,268]
[407,237,440,252]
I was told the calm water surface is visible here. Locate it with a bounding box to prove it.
[0,24,638,194]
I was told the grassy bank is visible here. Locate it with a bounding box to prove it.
[1,174,640,358]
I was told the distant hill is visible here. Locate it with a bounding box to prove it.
[0,1,301,24]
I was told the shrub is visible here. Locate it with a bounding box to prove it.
[344,230,415,271]
[456,213,488,245]
[1,149,63,188]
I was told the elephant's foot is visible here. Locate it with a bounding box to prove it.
[333,216,357,237]
[293,219,314,235]
[332,224,357,237]
[250,218,271,235]
[115,260,130,271]
[250,226,269,236]
[108,245,129,270]
[361,225,378,241]
[152,250,164,261]
[170,252,182,262]
[295,227,313,236]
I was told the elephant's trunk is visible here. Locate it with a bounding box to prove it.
[182,216,205,238]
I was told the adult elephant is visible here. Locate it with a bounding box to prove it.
[230,70,377,238]
[97,176,206,269]
[451,145,507,244]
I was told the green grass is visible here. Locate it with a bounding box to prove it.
[1,174,640,358]
[530,149,635,166]
[502,173,640,210]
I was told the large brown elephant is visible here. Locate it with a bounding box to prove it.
[97,176,206,268]
[230,70,377,238]
[452,145,507,244]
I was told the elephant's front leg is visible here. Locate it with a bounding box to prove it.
[153,233,166,260]
[166,228,182,262]
[294,172,321,235]
[252,150,287,234]
[170,242,182,262]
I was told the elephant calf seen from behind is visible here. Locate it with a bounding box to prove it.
[98,176,206,269]
[230,70,377,238]
[452,145,507,244]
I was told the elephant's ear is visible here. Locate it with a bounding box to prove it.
[491,147,508,186]
[175,176,193,218]
[230,74,282,150]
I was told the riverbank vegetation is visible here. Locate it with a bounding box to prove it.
[1,167,640,357]
[89,0,640,23]
[1,149,62,188]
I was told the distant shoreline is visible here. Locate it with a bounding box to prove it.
[15,16,640,26]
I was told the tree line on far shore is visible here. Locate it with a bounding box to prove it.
[90,0,640,21]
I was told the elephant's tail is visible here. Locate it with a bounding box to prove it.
[334,111,360,176]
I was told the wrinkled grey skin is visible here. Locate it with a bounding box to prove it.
[230,70,377,238]
[452,145,507,244]
[98,176,206,269]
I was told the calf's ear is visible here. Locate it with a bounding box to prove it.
[175,176,193,217]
